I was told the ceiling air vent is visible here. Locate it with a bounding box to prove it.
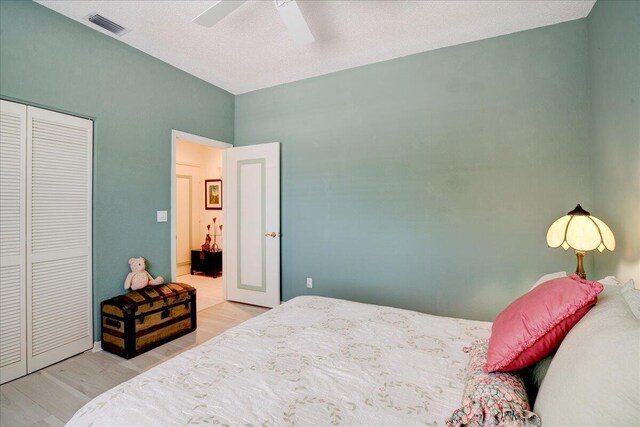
[85,13,130,36]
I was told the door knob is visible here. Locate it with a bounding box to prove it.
[265,232,278,238]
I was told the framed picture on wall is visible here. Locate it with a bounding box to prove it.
[205,179,222,210]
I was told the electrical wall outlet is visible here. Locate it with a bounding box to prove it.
[306,278,313,288]
[157,210,167,222]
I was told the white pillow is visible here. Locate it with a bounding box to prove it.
[597,276,623,287]
[620,279,640,319]
[529,271,567,291]
[534,285,640,425]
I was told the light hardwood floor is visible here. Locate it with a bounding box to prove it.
[0,301,269,427]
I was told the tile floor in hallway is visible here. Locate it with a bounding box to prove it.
[177,274,225,311]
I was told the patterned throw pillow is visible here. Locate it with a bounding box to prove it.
[446,340,540,427]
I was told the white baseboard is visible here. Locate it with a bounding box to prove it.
[92,341,102,352]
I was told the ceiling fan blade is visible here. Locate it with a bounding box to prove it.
[193,0,246,27]
[276,0,315,45]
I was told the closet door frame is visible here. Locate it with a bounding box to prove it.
[0,100,27,384]
[26,105,93,373]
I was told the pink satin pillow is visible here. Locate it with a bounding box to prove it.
[485,274,603,373]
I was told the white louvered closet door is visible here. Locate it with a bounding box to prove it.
[0,100,27,384]
[27,106,93,373]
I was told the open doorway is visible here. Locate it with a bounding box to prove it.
[171,130,231,311]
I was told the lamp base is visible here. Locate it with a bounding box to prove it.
[575,251,586,279]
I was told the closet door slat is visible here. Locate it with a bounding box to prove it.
[0,100,27,384]
[27,106,93,373]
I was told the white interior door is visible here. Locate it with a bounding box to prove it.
[0,100,27,384]
[224,143,280,307]
[176,175,192,276]
[26,106,93,373]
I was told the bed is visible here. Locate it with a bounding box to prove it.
[67,296,491,426]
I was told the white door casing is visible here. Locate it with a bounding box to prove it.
[0,100,27,384]
[26,106,93,373]
[176,175,192,276]
[224,143,280,308]
[176,162,203,253]
[170,130,231,282]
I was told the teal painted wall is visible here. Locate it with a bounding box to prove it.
[587,0,640,284]
[0,1,234,337]
[2,0,635,337]
[236,20,593,321]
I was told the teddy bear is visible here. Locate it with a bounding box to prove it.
[124,257,164,291]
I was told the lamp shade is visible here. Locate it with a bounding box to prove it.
[546,204,615,252]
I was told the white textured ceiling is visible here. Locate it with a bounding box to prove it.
[36,1,595,94]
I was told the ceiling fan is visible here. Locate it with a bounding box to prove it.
[193,0,315,45]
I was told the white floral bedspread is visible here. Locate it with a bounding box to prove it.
[67,296,491,427]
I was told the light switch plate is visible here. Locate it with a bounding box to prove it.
[157,211,167,222]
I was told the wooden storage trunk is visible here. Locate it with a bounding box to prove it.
[101,283,196,359]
